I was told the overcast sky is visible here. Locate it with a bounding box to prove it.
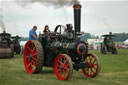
[0,0,128,37]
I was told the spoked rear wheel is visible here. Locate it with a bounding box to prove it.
[24,40,44,74]
[54,54,73,80]
[82,54,100,77]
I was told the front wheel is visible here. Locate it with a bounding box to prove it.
[54,54,73,80]
[101,43,107,54]
[112,47,118,54]
[82,54,101,77]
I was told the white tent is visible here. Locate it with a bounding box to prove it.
[20,41,27,47]
[124,39,128,44]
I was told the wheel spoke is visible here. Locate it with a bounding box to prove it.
[31,43,34,49]
[63,70,67,77]
[58,68,62,72]
[33,53,37,57]
[32,58,37,63]
[33,60,37,66]
[58,59,63,65]
[66,64,69,67]
[92,68,96,72]
[64,65,68,70]
[27,63,32,68]
[33,57,37,62]
[66,68,69,74]
[93,59,96,63]
[93,66,97,71]
[90,57,93,63]
[89,68,91,75]
[57,63,61,67]
[94,64,97,66]
[26,50,31,56]
[64,59,68,64]
[27,47,32,52]
[26,55,29,58]
[91,68,95,74]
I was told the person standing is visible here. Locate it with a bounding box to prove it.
[29,26,38,40]
[43,25,50,35]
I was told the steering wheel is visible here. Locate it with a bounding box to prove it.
[54,25,66,33]
[50,25,66,40]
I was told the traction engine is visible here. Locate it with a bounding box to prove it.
[24,4,101,80]
[101,32,117,54]
[0,31,21,58]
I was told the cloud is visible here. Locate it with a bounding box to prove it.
[1,0,128,37]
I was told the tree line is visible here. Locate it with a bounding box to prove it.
[19,32,128,42]
[112,33,128,42]
[81,32,128,42]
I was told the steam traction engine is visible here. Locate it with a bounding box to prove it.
[101,32,117,54]
[11,36,21,54]
[24,4,101,80]
[0,31,21,58]
[0,31,14,58]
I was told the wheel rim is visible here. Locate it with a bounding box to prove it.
[82,54,100,77]
[24,41,38,74]
[54,54,72,80]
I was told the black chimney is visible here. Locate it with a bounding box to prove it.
[73,4,82,36]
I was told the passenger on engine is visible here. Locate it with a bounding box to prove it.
[43,25,50,36]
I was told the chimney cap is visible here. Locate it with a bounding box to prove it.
[73,4,82,9]
[109,32,112,35]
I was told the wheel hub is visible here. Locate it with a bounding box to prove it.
[63,64,67,69]
[59,65,63,69]
[88,63,94,68]
[29,54,32,61]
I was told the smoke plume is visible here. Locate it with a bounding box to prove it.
[15,0,80,8]
[0,8,6,32]
[102,18,111,32]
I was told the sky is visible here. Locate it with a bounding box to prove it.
[0,0,128,37]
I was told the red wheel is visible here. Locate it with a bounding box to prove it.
[54,54,73,80]
[82,54,100,77]
[24,40,44,74]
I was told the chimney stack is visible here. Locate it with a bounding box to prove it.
[73,4,82,37]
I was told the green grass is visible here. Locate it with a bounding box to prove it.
[0,49,128,85]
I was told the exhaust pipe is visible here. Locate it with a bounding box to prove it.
[73,4,82,37]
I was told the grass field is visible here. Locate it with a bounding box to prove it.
[0,49,128,85]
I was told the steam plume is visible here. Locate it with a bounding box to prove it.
[0,8,6,32]
[102,18,111,32]
[15,0,80,8]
